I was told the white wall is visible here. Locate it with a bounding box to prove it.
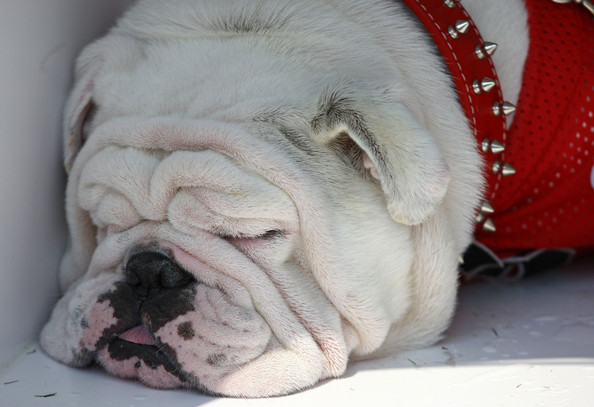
[0,0,134,369]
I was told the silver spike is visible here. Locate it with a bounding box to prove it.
[501,162,516,177]
[444,0,456,8]
[502,101,516,115]
[481,138,505,154]
[492,101,517,117]
[455,20,470,34]
[482,78,496,92]
[482,218,497,232]
[552,0,594,16]
[473,78,496,94]
[448,20,470,38]
[480,200,495,214]
[493,160,516,176]
[475,42,498,59]
[458,254,464,265]
[484,42,498,56]
[490,139,505,154]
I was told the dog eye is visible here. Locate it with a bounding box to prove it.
[221,229,284,241]
[258,230,284,240]
[219,229,287,253]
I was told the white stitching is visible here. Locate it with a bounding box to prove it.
[459,6,507,201]
[413,0,508,203]
[413,0,479,137]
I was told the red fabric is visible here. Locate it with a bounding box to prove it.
[400,0,507,149]
[474,1,594,258]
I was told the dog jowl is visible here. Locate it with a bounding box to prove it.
[79,246,273,392]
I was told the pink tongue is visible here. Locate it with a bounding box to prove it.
[119,326,157,346]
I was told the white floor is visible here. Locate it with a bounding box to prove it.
[3,257,593,407]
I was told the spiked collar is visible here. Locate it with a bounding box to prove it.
[400,0,517,232]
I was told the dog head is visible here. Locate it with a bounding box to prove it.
[41,0,482,397]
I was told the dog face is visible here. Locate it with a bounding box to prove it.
[41,0,483,397]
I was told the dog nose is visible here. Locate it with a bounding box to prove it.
[125,251,192,295]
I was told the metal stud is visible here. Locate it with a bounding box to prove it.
[484,42,498,56]
[492,160,502,174]
[473,78,496,94]
[476,212,485,224]
[455,20,470,34]
[448,20,470,38]
[444,0,457,8]
[482,218,497,232]
[501,101,516,115]
[481,138,505,154]
[493,160,516,176]
[481,138,490,153]
[493,101,516,116]
[490,139,505,154]
[475,45,486,59]
[492,102,501,117]
[475,42,498,59]
[501,162,516,176]
[480,200,495,214]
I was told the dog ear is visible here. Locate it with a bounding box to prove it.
[63,34,138,173]
[63,37,109,175]
[311,94,450,225]
[63,78,96,174]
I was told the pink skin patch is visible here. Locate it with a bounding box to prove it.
[82,301,118,351]
[362,150,380,179]
[119,326,157,346]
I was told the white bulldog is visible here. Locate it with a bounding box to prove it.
[40,0,531,397]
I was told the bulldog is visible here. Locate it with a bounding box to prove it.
[40,0,593,398]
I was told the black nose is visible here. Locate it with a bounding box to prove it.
[125,251,193,296]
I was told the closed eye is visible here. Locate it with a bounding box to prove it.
[219,228,291,259]
[256,229,285,240]
[221,229,285,241]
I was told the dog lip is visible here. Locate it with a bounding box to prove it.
[106,338,182,374]
[109,327,181,375]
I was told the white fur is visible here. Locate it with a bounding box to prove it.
[41,0,528,397]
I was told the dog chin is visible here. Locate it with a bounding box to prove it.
[97,339,185,389]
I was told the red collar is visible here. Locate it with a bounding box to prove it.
[400,0,517,232]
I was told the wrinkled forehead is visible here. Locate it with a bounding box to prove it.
[78,117,304,183]
[90,38,325,124]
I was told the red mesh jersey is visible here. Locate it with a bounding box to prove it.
[474,1,594,259]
